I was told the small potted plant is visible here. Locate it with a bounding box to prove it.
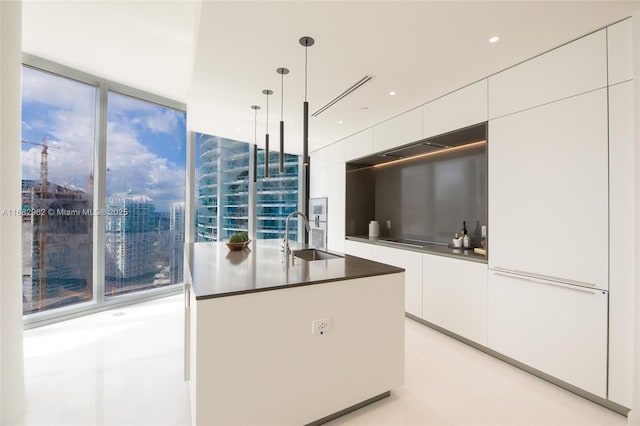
[226,232,251,251]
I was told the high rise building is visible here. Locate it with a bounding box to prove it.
[104,192,156,295]
[256,150,299,239]
[195,134,300,242]
[170,202,185,284]
[21,179,93,313]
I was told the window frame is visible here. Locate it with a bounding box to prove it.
[22,54,187,328]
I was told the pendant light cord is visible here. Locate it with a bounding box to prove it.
[254,108,257,144]
[304,45,308,102]
[265,94,269,133]
[280,73,284,120]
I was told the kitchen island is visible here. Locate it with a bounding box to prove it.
[187,240,405,425]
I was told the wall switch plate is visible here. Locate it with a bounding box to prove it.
[312,318,332,336]
[386,220,391,229]
[481,226,487,238]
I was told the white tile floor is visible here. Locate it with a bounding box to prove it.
[22,295,627,426]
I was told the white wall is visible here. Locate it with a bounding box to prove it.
[631,9,640,426]
[0,1,25,424]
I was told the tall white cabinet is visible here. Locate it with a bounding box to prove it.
[488,89,609,289]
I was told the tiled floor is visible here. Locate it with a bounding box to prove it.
[22,295,627,426]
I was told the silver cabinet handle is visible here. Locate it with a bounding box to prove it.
[492,267,597,288]
[492,271,601,295]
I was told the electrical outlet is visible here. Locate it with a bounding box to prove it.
[312,318,332,336]
[481,226,487,238]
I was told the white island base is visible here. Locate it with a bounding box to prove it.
[188,272,405,425]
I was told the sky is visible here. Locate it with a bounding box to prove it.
[21,66,186,212]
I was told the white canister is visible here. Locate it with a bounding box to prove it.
[368,221,380,238]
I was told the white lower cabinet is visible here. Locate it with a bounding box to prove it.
[373,245,422,318]
[487,270,608,398]
[343,239,374,260]
[422,255,488,345]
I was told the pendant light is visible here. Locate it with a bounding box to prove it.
[276,67,289,174]
[299,36,314,238]
[251,105,260,183]
[262,89,273,178]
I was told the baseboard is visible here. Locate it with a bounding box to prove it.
[405,313,631,417]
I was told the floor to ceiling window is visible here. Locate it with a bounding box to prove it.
[195,134,300,242]
[20,65,97,315]
[105,91,186,297]
[20,59,186,321]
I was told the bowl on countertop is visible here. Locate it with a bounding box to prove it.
[226,240,251,251]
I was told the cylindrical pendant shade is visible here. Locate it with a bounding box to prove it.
[265,133,269,178]
[279,121,284,173]
[303,100,309,243]
[253,144,257,183]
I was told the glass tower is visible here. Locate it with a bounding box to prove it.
[195,134,300,242]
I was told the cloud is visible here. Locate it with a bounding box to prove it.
[21,66,186,212]
[105,117,185,211]
[108,91,184,135]
[22,66,96,113]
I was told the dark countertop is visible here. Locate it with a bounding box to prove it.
[191,240,404,300]
[346,236,488,264]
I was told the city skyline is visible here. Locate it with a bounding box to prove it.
[21,66,186,213]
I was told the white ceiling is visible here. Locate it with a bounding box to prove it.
[22,1,640,154]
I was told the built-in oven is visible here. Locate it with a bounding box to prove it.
[308,197,327,250]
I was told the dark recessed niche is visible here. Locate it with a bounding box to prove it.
[346,122,487,247]
[349,122,487,167]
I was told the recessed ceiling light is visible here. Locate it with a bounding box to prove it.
[338,120,343,124]
[489,36,500,44]
[236,127,242,131]
[389,91,396,96]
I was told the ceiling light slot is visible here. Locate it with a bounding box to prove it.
[312,75,374,117]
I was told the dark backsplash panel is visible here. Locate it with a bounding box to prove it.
[345,164,375,236]
[347,142,487,247]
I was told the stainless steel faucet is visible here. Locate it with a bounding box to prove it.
[282,211,311,259]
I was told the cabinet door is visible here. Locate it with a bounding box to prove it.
[607,18,633,85]
[608,80,635,407]
[488,89,608,290]
[488,29,606,118]
[343,240,374,260]
[423,80,487,140]
[422,255,487,345]
[309,166,328,199]
[373,245,422,318]
[327,163,345,254]
[332,129,374,163]
[373,108,423,153]
[487,270,608,398]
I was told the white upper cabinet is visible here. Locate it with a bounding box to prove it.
[311,146,330,169]
[607,18,633,85]
[373,245,423,318]
[423,80,488,139]
[488,29,607,119]
[309,166,328,199]
[333,128,374,163]
[488,89,609,290]
[373,108,423,152]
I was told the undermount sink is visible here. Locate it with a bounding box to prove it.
[293,249,343,261]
